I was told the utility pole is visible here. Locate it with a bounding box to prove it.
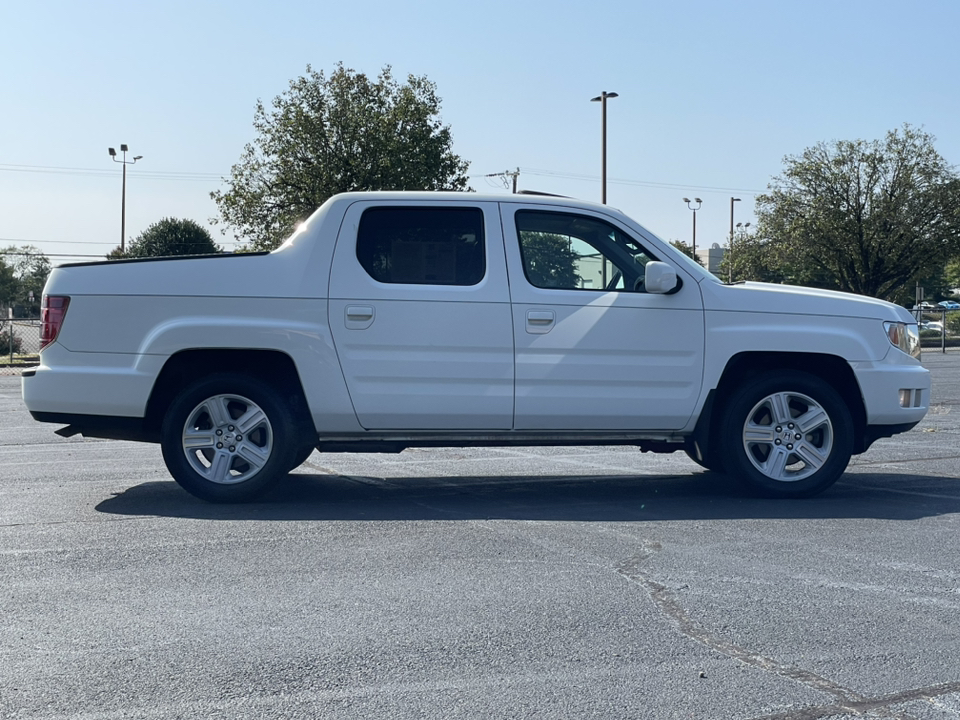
[484,168,520,193]
[729,197,741,282]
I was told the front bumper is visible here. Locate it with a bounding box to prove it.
[851,355,930,426]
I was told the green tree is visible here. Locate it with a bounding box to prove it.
[518,232,581,288]
[1,246,51,315]
[109,218,221,259]
[669,240,701,265]
[211,63,471,251]
[943,257,960,295]
[0,257,16,308]
[721,227,835,288]
[754,125,960,301]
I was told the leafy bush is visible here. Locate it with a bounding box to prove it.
[947,312,960,335]
[0,328,23,355]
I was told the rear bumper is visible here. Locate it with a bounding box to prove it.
[21,345,162,418]
[29,411,156,443]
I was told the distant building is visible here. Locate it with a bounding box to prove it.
[702,243,726,274]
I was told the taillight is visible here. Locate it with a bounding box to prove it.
[40,295,70,351]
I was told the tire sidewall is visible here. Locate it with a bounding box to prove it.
[721,371,854,498]
[160,374,296,502]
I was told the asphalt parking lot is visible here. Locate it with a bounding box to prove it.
[2,354,959,720]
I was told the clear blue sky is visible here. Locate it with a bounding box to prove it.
[3,0,959,264]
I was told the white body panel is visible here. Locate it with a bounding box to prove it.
[695,281,929,431]
[499,201,705,430]
[328,200,514,430]
[22,191,929,449]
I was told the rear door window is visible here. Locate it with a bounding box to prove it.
[356,207,485,286]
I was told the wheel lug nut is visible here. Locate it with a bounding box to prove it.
[229,446,236,452]
[787,444,794,450]
[788,423,794,429]
[775,439,782,445]
[216,430,223,436]
[216,442,223,449]
[776,426,782,432]
[228,426,235,431]
[235,435,242,441]
[795,433,802,440]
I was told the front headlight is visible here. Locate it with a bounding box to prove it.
[884,321,921,359]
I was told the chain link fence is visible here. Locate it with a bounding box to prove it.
[0,317,41,375]
[917,308,960,353]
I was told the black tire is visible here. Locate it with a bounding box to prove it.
[683,438,725,473]
[289,442,317,471]
[720,370,854,498]
[160,374,298,502]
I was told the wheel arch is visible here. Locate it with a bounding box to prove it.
[693,351,869,459]
[144,349,315,442]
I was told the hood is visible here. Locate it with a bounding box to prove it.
[702,281,916,323]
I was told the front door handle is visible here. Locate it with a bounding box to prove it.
[526,309,555,334]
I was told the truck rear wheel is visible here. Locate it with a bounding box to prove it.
[160,374,297,502]
[720,371,853,498]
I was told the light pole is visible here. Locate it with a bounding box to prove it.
[108,144,143,252]
[590,91,618,204]
[729,197,741,282]
[683,197,702,261]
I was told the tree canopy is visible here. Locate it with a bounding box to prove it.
[211,63,471,251]
[109,218,221,259]
[0,257,16,308]
[519,232,582,288]
[669,240,702,265]
[0,246,51,315]
[750,125,960,302]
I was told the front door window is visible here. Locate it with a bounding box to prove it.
[516,210,656,293]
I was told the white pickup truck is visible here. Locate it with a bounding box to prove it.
[22,192,929,502]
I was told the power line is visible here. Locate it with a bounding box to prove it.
[6,161,763,195]
[1,250,107,259]
[0,237,117,247]
[520,167,765,195]
[0,163,223,182]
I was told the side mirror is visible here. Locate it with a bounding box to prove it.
[644,261,678,294]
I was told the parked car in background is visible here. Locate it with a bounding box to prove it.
[920,321,944,333]
[913,302,937,311]
[937,300,960,310]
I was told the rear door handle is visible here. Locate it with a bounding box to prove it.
[345,305,375,330]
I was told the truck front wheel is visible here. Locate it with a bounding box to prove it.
[160,374,297,502]
[720,371,854,498]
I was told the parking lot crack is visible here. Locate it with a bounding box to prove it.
[618,549,960,718]
[614,548,924,719]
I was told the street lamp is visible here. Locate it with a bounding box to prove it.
[683,197,702,261]
[108,144,143,252]
[729,197,741,282]
[590,91,618,204]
